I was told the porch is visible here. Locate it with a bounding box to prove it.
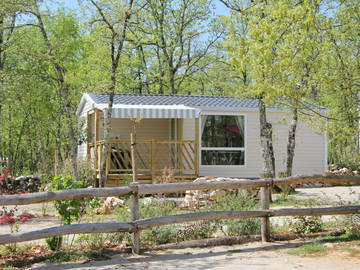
[88,139,199,186]
[86,107,200,186]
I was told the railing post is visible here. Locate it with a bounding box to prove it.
[194,118,199,177]
[260,180,270,242]
[130,183,140,254]
[151,139,155,183]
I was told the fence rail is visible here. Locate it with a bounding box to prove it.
[0,174,360,253]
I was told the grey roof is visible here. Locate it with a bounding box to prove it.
[86,93,326,110]
[88,93,269,109]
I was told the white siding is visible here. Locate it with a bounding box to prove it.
[195,111,326,178]
[77,99,92,159]
[183,119,195,140]
[77,144,87,160]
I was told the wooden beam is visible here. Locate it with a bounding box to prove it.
[194,118,200,177]
[1,205,360,245]
[0,187,132,206]
[135,205,360,230]
[0,222,134,245]
[95,109,100,142]
[260,186,270,242]
[1,174,360,206]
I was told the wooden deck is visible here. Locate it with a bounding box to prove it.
[88,139,199,186]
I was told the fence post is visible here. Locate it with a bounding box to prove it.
[130,183,140,254]
[260,181,270,242]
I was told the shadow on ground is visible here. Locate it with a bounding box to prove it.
[30,241,304,270]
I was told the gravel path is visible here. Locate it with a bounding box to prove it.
[29,241,360,270]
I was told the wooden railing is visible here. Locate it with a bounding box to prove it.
[89,139,197,181]
[0,174,360,254]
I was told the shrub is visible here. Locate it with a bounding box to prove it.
[46,236,63,251]
[289,216,323,234]
[140,199,177,218]
[76,232,124,250]
[51,175,89,225]
[177,221,217,241]
[60,159,95,186]
[207,193,260,236]
[141,225,180,245]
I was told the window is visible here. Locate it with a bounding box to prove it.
[201,115,245,166]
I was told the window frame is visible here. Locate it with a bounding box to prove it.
[200,112,247,167]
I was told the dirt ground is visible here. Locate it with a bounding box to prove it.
[28,240,360,270]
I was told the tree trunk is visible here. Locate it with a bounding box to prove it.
[286,108,298,177]
[169,68,176,94]
[99,90,114,187]
[258,98,275,178]
[96,0,135,187]
[33,5,78,178]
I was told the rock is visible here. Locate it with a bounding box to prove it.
[181,177,248,209]
[209,190,226,201]
[324,243,335,248]
[339,167,350,174]
[20,210,38,218]
[94,197,124,215]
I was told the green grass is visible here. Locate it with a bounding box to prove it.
[227,249,243,253]
[270,197,318,208]
[287,243,327,256]
[319,231,360,244]
[45,251,86,264]
[288,231,360,257]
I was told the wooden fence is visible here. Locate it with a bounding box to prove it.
[0,174,360,254]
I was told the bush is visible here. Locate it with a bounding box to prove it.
[46,236,63,251]
[289,216,323,234]
[60,159,95,186]
[51,175,89,225]
[207,193,260,236]
[178,221,217,241]
[76,232,125,250]
[140,199,178,218]
[141,225,180,245]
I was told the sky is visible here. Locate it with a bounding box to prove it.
[48,0,229,15]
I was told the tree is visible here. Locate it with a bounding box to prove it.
[318,0,360,166]
[135,0,220,94]
[20,2,85,178]
[223,0,327,177]
[88,0,135,187]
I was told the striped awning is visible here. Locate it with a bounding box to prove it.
[99,104,201,119]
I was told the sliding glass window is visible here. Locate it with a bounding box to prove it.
[201,115,245,166]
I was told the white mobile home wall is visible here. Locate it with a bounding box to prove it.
[183,110,327,178]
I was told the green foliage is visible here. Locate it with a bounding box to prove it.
[44,251,86,264]
[51,175,88,225]
[138,199,217,245]
[75,232,124,251]
[289,216,324,234]
[140,222,217,246]
[287,243,327,256]
[60,159,95,186]
[1,0,359,177]
[140,199,178,219]
[45,236,63,251]
[88,198,102,211]
[140,224,180,245]
[207,193,260,236]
